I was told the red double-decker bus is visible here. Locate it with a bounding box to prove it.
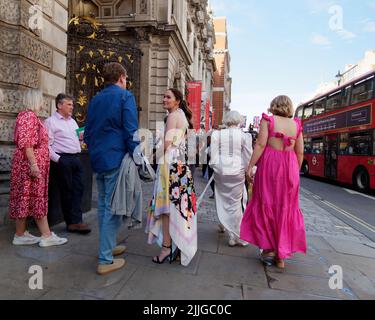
[295,70,375,192]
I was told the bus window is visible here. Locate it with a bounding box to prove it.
[343,85,351,107]
[303,104,313,119]
[296,106,303,119]
[312,138,324,154]
[373,130,375,156]
[348,131,372,156]
[339,133,349,155]
[314,97,326,116]
[326,90,342,111]
[304,137,312,154]
[351,77,374,105]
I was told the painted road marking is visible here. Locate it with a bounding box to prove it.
[322,200,375,234]
[300,187,375,234]
[343,188,375,201]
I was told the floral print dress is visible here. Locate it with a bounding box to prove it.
[146,109,198,266]
[9,110,50,220]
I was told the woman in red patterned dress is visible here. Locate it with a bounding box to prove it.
[9,89,68,247]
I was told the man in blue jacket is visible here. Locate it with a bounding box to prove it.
[84,62,140,275]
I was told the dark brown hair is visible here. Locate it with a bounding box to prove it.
[168,88,194,129]
[103,62,127,85]
[55,93,74,109]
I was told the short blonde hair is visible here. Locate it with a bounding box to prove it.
[269,95,294,118]
[23,89,43,112]
[223,110,243,127]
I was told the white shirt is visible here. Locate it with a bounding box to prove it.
[210,128,253,176]
[44,112,81,162]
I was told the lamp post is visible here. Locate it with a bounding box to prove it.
[336,70,343,86]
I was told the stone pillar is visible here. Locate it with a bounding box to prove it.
[138,41,152,130]
[148,36,169,132]
[0,0,68,225]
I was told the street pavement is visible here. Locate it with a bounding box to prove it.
[0,170,374,300]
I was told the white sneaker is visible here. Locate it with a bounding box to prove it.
[228,238,237,247]
[228,234,237,247]
[12,231,41,246]
[39,232,68,247]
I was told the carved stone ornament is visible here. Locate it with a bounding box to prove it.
[134,27,151,42]
[140,0,148,14]
[20,33,53,68]
[0,146,14,172]
[0,0,20,25]
[0,88,50,116]
[0,56,40,88]
[0,119,15,143]
[0,28,20,55]
[178,59,186,72]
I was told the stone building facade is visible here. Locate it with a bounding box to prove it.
[212,16,231,128]
[0,0,69,224]
[0,0,216,225]
[68,0,216,131]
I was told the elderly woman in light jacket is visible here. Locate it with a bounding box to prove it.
[210,111,253,247]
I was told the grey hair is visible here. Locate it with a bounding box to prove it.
[222,110,243,127]
[23,89,43,112]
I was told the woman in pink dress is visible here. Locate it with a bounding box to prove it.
[240,95,306,269]
[9,89,67,247]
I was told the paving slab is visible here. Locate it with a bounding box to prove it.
[324,237,375,259]
[42,253,138,299]
[268,273,357,300]
[197,252,268,289]
[285,251,321,266]
[317,251,375,300]
[38,289,102,300]
[0,282,48,300]
[197,222,219,254]
[123,250,202,276]
[243,286,336,300]
[217,234,260,259]
[124,229,168,258]
[306,235,335,252]
[266,259,330,279]
[114,266,243,300]
[0,253,51,286]
[14,245,72,264]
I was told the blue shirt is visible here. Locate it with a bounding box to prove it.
[84,85,140,173]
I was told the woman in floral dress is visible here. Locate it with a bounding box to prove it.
[146,88,198,266]
[9,89,67,247]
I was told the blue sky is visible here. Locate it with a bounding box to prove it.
[210,0,375,126]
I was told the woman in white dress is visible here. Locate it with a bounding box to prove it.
[210,111,253,246]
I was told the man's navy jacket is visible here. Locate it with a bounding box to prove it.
[84,84,140,173]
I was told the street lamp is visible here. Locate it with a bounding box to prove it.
[335,70,343,86]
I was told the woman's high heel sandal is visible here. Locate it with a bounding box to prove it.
[171,248,181,263]
[260,251,276,267]
[276,259,285,269]
[152,244,173,264]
